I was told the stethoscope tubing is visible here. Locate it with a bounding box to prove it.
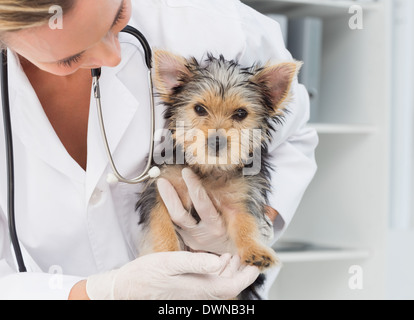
[2,25,156,273]
[91,25,158,184]
[1,50,27,272]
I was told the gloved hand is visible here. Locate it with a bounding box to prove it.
[86,252,259,300]
[157,168,274,255]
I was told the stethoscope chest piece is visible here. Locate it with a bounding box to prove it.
[106,167,161,186]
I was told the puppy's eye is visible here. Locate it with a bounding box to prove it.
[232,109,248,121]
[194,104,208,116]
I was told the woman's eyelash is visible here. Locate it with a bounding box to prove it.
[113,3,126,26]
[57,2,126,69]
[57,53,83,68]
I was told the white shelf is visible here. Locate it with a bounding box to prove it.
[243,0,382,17]
[272,241,371,263]
[243,0,391,300]
[276,248,370,263]
[308,123,378,134]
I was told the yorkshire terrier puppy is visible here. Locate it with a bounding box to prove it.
[136,50,301,297]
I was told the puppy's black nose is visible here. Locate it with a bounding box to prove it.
[208,134,227,155]
[216,136,223,150]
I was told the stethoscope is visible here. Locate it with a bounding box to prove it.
[1,25,159,273]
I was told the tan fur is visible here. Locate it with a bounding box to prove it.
[149,197,181,252]
[139,51,301,272]
[224,204,277,269]
[153,50,192,101]
[253,61,303,114]
[148,166,278,270]
[173,92,266,175]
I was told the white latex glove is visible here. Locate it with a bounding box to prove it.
[157,168,274,255]
[86,252,259,300]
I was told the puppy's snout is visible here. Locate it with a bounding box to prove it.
[208,134,227,156]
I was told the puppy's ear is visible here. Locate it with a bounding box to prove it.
[153,50,191,99]
[253,61,302,114]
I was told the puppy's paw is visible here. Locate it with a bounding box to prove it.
[241,245,279,270]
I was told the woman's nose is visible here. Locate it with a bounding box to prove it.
[90,33,122,67]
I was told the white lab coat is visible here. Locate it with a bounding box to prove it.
[0,0,318,299]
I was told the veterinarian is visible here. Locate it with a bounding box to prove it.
[0,0,318,299]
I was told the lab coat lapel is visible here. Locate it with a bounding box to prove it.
[7,45,145,203]
[8,51,86,183]
[7,49,141,202]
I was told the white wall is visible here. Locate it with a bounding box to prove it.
[390,0,414,229]
[387,230,414,299]
[388,0,414,299]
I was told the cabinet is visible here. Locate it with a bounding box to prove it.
[242,0,391,299]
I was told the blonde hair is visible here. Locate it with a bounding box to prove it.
[0,0,73,32]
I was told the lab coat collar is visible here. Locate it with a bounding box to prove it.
[8,47,141,203]
[8,51,86,183]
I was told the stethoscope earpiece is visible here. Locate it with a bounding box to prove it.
[91,68,101,80]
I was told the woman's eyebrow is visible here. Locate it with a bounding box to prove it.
[54,0,125,64]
